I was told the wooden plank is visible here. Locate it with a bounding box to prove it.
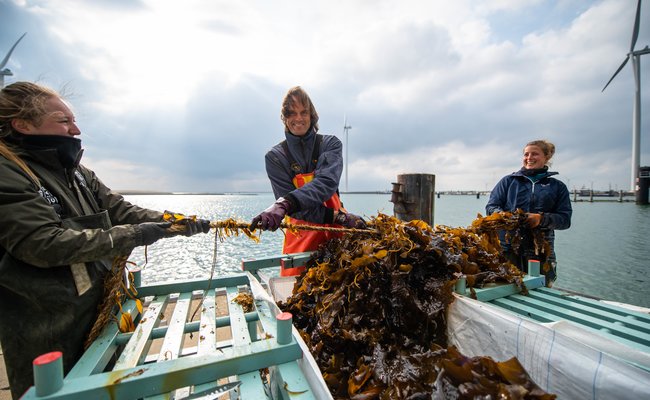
[491,296,650,352]
[274,362,317,399]
[241,252,313,275]
[114,296,168,370]
[500,293,650,344]
[25,272,324,400]
[197,289,217,353]
[469,275,545,302]
[68,300,140,378]
[252,294,279,343]
[157,292,191,361]
[190,288,222,397]
[226,286,269,397]
[21,340,303,400]
[527,290,650,332]
[535,288,650,327]
[144,292,193,400]
[114,311,259,347]
[238,370,267,399]
[227,286,253,346]
[137,275,249,297]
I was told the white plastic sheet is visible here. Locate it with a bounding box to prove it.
[247,272,333,400]
[447,294,650,399]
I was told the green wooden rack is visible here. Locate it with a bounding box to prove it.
[21,271,331,400]
[245,254,650,365]
[453,260,650,359]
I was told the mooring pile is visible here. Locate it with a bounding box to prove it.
[280,212,556,399]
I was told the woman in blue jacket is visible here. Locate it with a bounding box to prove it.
[486,140,572,287]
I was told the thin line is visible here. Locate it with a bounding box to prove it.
[516,318,523,359]
[592,352,603,400]
[190,229,219,321]
[545,329,556,391]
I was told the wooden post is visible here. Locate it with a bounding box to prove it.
[527,260,540,277]
[390,173,435,226]
[636,166,650,205]
[454,275,466,295]
[33,351,64,396]
[276,312,293,345]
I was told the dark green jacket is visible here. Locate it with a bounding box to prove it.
[0,145,162,399]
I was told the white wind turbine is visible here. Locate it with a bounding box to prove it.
[343,114,352,193]
[1,33,27,89]
[602,0,649,191]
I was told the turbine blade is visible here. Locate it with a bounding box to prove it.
[632,57,640,90]
[602,57,629,92]
[0,32,27,70]
[630,0,642,51]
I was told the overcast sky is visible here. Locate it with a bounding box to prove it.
[1,0,649,193]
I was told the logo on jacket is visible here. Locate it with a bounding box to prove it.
[38,186,64,217]
[74,170,88,187]
[38,186,59,206]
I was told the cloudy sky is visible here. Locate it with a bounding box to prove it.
[1,0,649,193]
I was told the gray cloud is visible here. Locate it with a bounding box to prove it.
[1,0,649,193]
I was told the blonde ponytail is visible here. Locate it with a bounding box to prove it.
[0,81,58,188]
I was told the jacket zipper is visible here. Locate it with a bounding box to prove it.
[65,168,86,216]
[527,177,536,212]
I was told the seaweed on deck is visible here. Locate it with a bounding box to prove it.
[279,212,555,399]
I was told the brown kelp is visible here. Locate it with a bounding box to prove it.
[280,212,555,399]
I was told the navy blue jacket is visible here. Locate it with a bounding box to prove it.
[264,128,343,224]
[486,169,572,253]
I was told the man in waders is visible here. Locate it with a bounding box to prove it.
[251,86,366,276]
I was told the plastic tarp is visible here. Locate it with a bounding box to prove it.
[447,294,650,399]
[247,272,333,400]
[257,267,296,304]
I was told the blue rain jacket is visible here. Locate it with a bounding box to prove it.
[264,128,343,224]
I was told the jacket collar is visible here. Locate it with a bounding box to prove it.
[285,126,317,144]
[512,169,558,179]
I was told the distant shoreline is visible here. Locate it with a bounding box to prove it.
[117,190,637,199]
[118,191,393,195]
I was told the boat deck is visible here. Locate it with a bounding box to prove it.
[13,253,650,399]
[248,254,650,372]
[486,286,650,356]
[454,261,650,361]
[20,272,329,400]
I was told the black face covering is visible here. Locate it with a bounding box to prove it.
[21,135,83,168]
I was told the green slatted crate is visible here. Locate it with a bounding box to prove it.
[21,272,331,400]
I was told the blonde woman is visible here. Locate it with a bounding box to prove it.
[486,140,572,287]
[0,81,210,399]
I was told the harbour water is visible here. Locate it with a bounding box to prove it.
[125,193,650,308]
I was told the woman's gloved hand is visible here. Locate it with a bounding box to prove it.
[161,211,211,236]
[334,211,367,229]
[526,213,542,228]
[136,222,173,246]
[250,197,292,231]
[180,218,212,236]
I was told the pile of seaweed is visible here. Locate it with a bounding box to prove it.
[279,212,556,399]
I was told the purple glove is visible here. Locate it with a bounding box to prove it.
[250,197,292,231]
[334,211,367,229]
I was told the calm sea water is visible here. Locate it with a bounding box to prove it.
[125,193,650,308]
